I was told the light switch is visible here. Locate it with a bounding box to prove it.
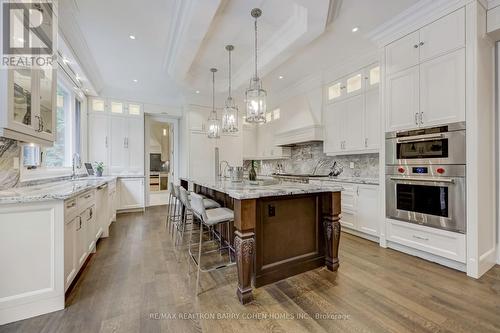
[350,162,355,169]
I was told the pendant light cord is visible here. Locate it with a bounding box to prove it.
[212,70,215,113]
[254,17,258,79]
[228,48,232,98]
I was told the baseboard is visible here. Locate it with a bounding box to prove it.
[387,241,466,272]
[0,295,64,325]
[478,247,497,276]
[117,208,144,214]
[341,227,380,243]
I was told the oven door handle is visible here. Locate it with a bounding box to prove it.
[390,176,455,184]
[396,133,444,143]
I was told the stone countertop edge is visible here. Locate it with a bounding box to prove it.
[310,177,380,185]
[180,177,343,200]
[0,176,119,204]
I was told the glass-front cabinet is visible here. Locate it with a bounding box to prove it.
[1,67,56,143]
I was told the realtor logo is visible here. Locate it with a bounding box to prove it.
[1,0,57,68]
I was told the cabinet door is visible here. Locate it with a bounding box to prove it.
[37,68,56,141]
[119,178,145,209]
[219,134,242,167]
[345,72,364,99]
[357,185,379,236]
[90,98,106,113]
[242,126,257,159]
[344,95,365,151]
[326,80,344,103]
[64,216,77,290]
[385,31,420,75]
[323,102,344,154]
[364,88,380,150]
[419,48,465,126]
[419,8,465,62]
[8,68,37,136]
[89,113,109,167]
[189,131,214,178]
[386,66,420,131]
[75,216,87,267]
[109,116,128,174]
[127,117,145,174]
[365,65,380,90]
[84,206,96,252]
[340,183,357,229]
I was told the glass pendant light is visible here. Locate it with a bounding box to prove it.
[245,8,267,124]
[207,68,221,139]
[222,45,238,133]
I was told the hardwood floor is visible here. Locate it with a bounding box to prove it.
[1,206,499,333]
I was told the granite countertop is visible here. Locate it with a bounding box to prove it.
[181,177,343,200]
[0,176,117,204]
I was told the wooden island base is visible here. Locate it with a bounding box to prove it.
[182,180,342,305]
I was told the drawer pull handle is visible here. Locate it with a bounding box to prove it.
[84,194,91,199]
[413,235,429,241]
[66,202,76,208]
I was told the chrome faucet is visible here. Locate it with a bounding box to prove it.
[219,160,230,179]
[311,159,329,175]
[72,153,81,180]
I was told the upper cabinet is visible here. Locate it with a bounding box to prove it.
[385,8,465,131]
[0,68,57,145]
[88,97,145,175]
[323,63,380,156]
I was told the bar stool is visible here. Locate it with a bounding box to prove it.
[189,193,235,295]
[177,187,221,245]
[166,182,176,230]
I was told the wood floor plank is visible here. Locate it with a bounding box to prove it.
[1,206,499,333]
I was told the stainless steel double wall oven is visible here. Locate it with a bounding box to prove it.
[385,122,466,233]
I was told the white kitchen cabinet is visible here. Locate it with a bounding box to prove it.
[323,102,343,153]
[118,178,145,210]
[344,95,365,151]
[364,87,380,150]
[64,216,78,291]
[384,8,465,131]
[386,66,420,132]
[345,71,364,99]
[356,185,379,237]
[95,184,108,240]
[0,67,57,145]
[88,113,109,166]
[385,31,420,75]
[109,116,128,174]
[419,48,465,126]
[218,134,243,167]
[127,118,145,173]
[189,131,215,179]
[84,205,96,253]
[76,210,88,267]
[242,125,257,160]
[418,8,465,62]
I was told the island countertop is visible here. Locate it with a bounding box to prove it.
[180,177,343,200]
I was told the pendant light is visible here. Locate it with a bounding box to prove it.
[245,8,267,124]
[207,68,221,139]
[222,45,238,133]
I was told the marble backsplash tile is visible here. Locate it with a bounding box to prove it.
[0,137,21,190]
[244,142,379,179]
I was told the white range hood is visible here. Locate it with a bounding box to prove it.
[273,88,324,146]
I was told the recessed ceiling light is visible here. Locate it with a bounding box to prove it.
[195,90,200,94]
[129,35,136,40]
[352,26,359,33]
[278,75,284,80]
[133,79,138,83]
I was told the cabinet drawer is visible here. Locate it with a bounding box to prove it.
[340,211,356,229]
[339,183,356,212]
[64,198,78,221]
[387,219,465,263]
[78,190,95,212]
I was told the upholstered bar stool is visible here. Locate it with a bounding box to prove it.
[189,193,235,295]
[166,182,176,230]
[176,187,220,245]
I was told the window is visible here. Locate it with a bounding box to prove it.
[111,101,123,113]
[41,83,81,168]
[346,74,362,93]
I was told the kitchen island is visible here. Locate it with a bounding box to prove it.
[180,177,342,304]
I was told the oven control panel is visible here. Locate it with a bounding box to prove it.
[389,165,464,177]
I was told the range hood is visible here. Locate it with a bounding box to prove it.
[273,89,324,146]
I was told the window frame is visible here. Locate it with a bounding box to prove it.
[20,73,86,182]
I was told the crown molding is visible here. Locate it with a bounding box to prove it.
[489,0,500,8]
[163,0,221,83]
[367,0,477,47]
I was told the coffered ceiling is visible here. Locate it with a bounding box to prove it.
[59,0,419,108]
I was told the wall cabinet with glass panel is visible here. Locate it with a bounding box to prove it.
[0,68,57,145]
[88,97,144,175]
[323,63,380,155]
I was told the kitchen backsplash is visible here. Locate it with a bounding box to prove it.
[0,137,20,190]
[244,142,379,179]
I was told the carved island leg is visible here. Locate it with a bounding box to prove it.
[233,199,256,304]
[322,192,341,271]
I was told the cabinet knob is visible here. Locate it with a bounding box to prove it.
[419,41,424,46]
[413,44,419,48]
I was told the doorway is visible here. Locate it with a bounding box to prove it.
[145,114,178,206]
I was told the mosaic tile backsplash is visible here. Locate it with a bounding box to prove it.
[244,142,379,179]
[0,137,21,190]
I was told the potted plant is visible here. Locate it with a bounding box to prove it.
[94,162,104,177]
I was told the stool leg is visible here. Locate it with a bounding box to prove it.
[196,222,203,296]
[166,194,171,229]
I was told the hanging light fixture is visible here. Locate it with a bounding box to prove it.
[222,45,239,133]
[207,68,221,139]
[245,8,267,124]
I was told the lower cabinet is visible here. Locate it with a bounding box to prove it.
[118,177,145,210]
